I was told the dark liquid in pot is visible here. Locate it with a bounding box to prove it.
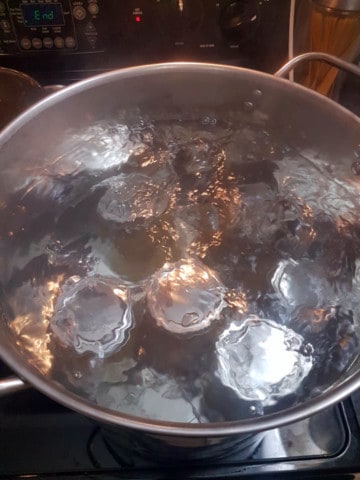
[1,112,359,423]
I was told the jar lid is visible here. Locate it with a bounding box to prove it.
[313,0,360,11]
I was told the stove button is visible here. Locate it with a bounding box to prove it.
[219,0,260,42]
[43,37,53,49]
[54,36,65,48]
[88,3,99,15]
[73,5,86,21]
[87,36,97,47]
[20,37,31,50]
[65,36,76,48]
[32,37,42,49]
[0,19,10,31]
[85,22,96,33]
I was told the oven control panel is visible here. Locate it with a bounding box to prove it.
[1,0,102,53]
[0,0,290,80]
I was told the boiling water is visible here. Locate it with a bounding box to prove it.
[146,258,226,334]
[50,276,133,358]
[1,111,360,423]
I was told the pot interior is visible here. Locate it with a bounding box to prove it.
[1,64,360,434]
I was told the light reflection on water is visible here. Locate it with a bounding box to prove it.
[8,276,63,375]
[1,112,360,423]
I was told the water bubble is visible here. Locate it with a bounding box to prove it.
[249,403,264,416]
[253,89,262,98]
[146,258,226,334]
[216,316,313,406]
[243,101,255,113]
[265,144,284,160]
[50,276,133,358]
[201,115,217,126]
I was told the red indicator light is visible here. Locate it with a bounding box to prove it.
[135,15,141,22]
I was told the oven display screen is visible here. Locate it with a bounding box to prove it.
[21,3,65,27]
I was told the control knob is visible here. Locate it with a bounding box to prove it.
[219,0,260,42]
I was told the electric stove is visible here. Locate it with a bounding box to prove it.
[1,1,360,478]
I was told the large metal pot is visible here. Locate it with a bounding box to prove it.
[1,53,360,446]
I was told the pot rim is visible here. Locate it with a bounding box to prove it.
[1,61,360,437]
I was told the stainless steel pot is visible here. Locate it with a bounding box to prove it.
[1,53,360,441]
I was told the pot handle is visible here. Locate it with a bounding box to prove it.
[275,52,360,80]
[0,376,28,397]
